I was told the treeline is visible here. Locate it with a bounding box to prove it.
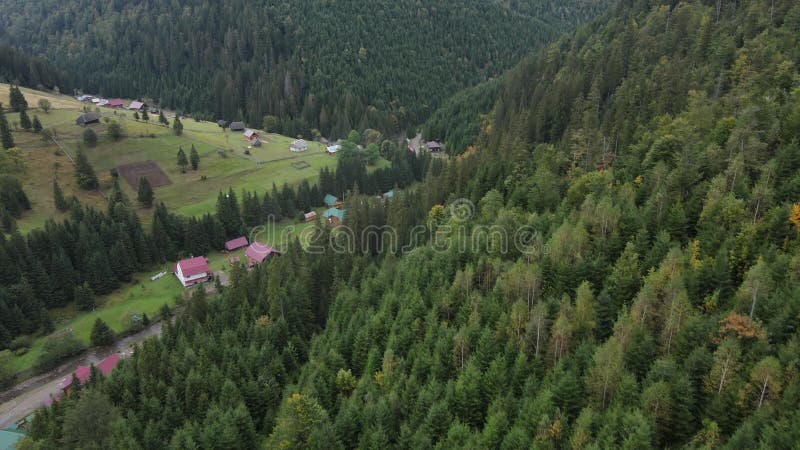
[0,0,611,138]
[0,43,70,91]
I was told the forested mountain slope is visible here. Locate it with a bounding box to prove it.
[0,0,610,138]
[17,0,800,448]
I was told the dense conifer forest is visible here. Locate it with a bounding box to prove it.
[0,0,611,138]
[8,0,800,448]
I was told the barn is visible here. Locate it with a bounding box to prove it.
[224,236,249,251]
[245,242,277,267]
[76,113,100,126]
[230,121,245,131]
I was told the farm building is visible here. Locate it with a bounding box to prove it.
[425,140,444,152]
[61,354,120,395]
[326,145,340,155]
[245,242,277,267]
[251,138,262,147]
[107,99,124,108]
[127,101,146,111]
[91,97,102,104]
[290,139,308,152]
[97,99,109,106]
[324,194,342,208]
[304,211,318,222]
[323,208,345,226]
[224,236,249,251]
[230,121,245,131]
[217,120,228,128]
[76,94,93,102]
[173,256,211,287]
[75,113,100,126]
[243,129,259,141]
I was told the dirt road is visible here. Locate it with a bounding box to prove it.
[0,321,164,428]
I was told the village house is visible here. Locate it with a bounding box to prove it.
[290,139,308,152]
[173,256,211,287]
[127,100,146,111]
[323,208,345,226]
[425,140,444,152]
[60,354,120,395]
[324,194,342,208]
[97,99,109,106]
[245,241,277,267]
[230,121,245,131]
[107,98,124,108]
[224,236,249,252]
[304,211,318,222]
[75,112,100,126]
[326,144,340,155]
[243,129,259,141]
[76,94,93,102]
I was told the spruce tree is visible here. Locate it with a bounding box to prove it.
[83,127,98,147]
[137,176,154,207]
[74,282,95,311]
[158,111,168,125]
[177,147,188,172]
[90,318,115,347]
[141,109,149,122]
[32,115,42,133]
[190,144,199,170]
[133,111,139,120]
[19,109,31,130]
[9,86,28,112]
[74,150,99,189]
[173,116,183,136]
[0,103,14,149]
[53,179,69,211]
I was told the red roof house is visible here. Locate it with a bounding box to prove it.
[174,256,211,287]
[107,99,124,108]
[245,242,277,267]
[224,236,249,251]
[60,354,121,394]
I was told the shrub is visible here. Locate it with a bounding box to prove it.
[36,332,85,372]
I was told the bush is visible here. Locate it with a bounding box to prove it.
[83,128,98,147]
[9,335,33,351]
[36,332,85,372]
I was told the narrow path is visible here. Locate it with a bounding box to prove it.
[0,321,164,428]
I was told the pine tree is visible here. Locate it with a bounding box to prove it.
[9,86,28,112]
[74,282,95,311]
[137,176,154,207]
[133,111,139,120]
[90,318,115,347]
[19,109,31,130]
[159,111,168,125]
[53,179,69,211]
[141,109,149,122]
[190,144,199,170]
[0,103,14,149]
[32,115,42,133]
[177,147,188,172]
[74,150,99,189]
[173,116,183,136]
[83,127,98,147]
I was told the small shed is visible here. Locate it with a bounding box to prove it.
[76,112,100,126]
[252,138,262,147]
[230,121,245,131]
[425,140,443,152]
[304,211,318,222]
[217,120,228,128]
[224,236,249,251]
[243,129,259,141]
[290,139,308,152]
[326,145,340,155]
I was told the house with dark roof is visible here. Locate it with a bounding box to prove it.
[224,236,249,251]
[61,354,120,395]
[245,242,277,267]
[251,138,262,147]
[230,121,245,131]
[76,113,100,126]
[173,256,211,287]
[425,140,443,152]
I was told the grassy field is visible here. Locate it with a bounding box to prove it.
[1,270,184,373]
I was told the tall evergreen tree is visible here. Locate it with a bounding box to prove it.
[190,144,199,170]
[173,116,183,136]
[74,282,95,311]
[90,318,115,347]
[137,176,154,208]
[53,179,68,211]
[74,150,98,189]
[9,86,28,112]
[0,103,14,149]
[177,147,188,172]
[19,109,31,130]
[32,115,42,133]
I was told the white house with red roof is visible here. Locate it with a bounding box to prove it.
[245,242,277,267]
[174,256,211,287]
